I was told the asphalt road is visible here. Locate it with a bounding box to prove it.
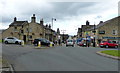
[2,43,118,71]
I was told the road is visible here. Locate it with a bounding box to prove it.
[2,43,118,71]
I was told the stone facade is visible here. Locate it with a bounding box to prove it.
[77,20,94,38]
[80,16,120,45]
[96,16,119,43]
[77,28,82,38]
[77,16,120,46]
[2,14,59,43]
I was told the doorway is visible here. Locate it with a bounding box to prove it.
[23,35,26,42]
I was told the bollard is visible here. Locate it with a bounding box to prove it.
[38,41,41,47]
[49,42,53,47]
[21,41,24,46]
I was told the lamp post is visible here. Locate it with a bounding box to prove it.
[51,18,56,42]
[52,18,56,29]
[93,23,96,47]
[61,30,66,43]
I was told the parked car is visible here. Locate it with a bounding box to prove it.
[33,38,54,46]
[99,41,118,48]
[78,42,87,47]
[50,41,55,46]
[4,37,23,45]
[66,39,74,47]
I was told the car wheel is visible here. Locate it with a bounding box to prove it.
[15,41,19,44]
[105,45,109,48]
[72,45,74,47]
[66,45,68,47]
[5,41,8,44]
[115,46,118,48]
[19,42,22,45]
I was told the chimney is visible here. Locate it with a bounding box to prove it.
[49,24,51,28]
[99,21,103,24]
[31,14,36,23]
[46,24,48,28]
[86,20,89,25]
[40,18,44,25]
[57,28,60,34]
[14,17,17,22]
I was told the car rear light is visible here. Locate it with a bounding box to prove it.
[32,40,34,43]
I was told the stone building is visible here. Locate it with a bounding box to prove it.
[2,14,58,43]
[77,28,82,38]
[60,34,69,43]
[96,16,120,43]
[2,17,29,42]
[82,16,120,45]
[81,20,94,38]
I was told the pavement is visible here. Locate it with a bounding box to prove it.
[96,51,120,60]
[2,43,119,71]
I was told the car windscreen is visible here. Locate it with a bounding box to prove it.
[67,40,73,42]
[101,41,106,43]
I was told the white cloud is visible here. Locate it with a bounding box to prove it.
[0,0,119,35]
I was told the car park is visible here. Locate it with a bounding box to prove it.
[4,37,23,45]
[66,39,74,47]
[99,41,118,48]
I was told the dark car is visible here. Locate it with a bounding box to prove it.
[33,38,50,46]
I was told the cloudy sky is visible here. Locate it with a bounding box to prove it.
[0,0,119,35]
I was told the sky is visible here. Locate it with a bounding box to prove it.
[0,0,119,35]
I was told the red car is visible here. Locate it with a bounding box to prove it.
[99,41,118,48]
[78,42,87,47]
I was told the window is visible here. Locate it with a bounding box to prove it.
[14,27,18,32]
[21,30,23,33]
[108,41,112,43]
[29,35,32,39]
[22,25,23,28]
[112,30,117,35]
[29,28,32,32]
[99,30,105,34]
[26,28,28,32]
[7,37,14,39]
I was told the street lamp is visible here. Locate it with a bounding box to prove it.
[93,23,96,47]
[61,30,66,43]
[52,18,56,29]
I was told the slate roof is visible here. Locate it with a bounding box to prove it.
[97,16,120,28]
[9,21,28,26]
[86,16,120,31]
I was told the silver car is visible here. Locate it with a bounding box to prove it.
[4,37,23,44]
[66,39,74,47]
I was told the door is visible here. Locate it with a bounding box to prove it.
[108,41,114,47]
[23,35,26,42]
[7,37,14,43]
